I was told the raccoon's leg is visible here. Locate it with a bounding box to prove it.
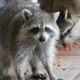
[30,61,38,75]
[41,55,58,80]
[0,72,16,80]
[30,58,47,80]
[0,72,11,80]
[0,60,16,80]
[30,58,39,80]
[15,58,27,80]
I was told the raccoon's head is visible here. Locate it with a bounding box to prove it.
[18,9,60,44]
[61,20,80,45]
[57,10,74,46]
[60,26,73,46]
[58,18,75,46]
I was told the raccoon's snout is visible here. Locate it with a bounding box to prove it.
[39,36,46,42]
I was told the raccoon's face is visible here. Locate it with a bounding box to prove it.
[62,20,80,45]
[60,26,73,46]
[27,22,55,43]
[58,18,74,46]
[20,9,60,44]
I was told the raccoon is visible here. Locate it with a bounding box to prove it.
[57,10,74,46]
[57,9,80,46]
[0,0,60,80]
[61,20,80,45]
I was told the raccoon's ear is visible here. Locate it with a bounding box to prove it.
[22,9,33,21]
[51,12,60,22]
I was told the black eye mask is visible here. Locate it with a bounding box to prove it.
[64,28,72,36]
[45,27,53,33]
[29,27,39,35]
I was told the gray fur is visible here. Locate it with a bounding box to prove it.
[57,9,80,46]
[62,20,80,45]
[57,10,74,46]
[0,0,60,80]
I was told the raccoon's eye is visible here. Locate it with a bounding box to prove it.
[29,27,39,34]
[45,27,53,33]
[64,28,72,36]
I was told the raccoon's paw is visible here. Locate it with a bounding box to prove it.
[0,75,16,80]
[57,78,63,80]
[32,73,47,80]
[0,75,11,80]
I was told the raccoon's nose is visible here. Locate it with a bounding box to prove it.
[39,36,46,42]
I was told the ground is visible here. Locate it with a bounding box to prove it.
[54,40,80,80]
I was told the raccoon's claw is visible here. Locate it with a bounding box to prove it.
[0,75,11,80]
[32,73,47,80]
[0,75,16,80]
[38,73,47,79]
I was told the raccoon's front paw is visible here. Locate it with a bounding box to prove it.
[52,78,63,80]
[32,73,47,80]
[57,78,63,80]
[0,75,11,80]
[50,77,63,80]
[0,75,16,80]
